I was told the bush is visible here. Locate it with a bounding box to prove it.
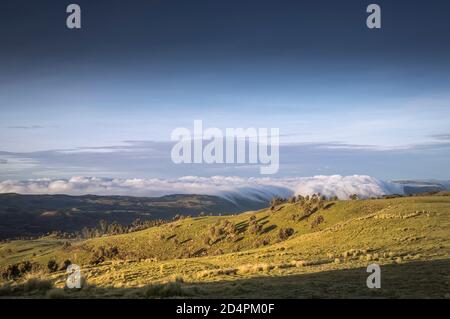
[278,228,294,241]
[255,237,270,247]
[209,226,224,238]
[310,215,325,229]
[89,246,120,265]
[61,259,72,270]
[223,220,238,235]
[0,261,39,280]
[1,264,20,280]
[17,261,33,274]
[47,260,58,273]
[248,223,263,235]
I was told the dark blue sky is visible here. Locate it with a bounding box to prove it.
[2,1,450,70]
[0,0,450,180]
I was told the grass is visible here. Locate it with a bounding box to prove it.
[0,195,449,298]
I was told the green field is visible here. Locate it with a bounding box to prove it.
[1,194,449,298]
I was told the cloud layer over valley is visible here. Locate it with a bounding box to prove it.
[0,175,404,201]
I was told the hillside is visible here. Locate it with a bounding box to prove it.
[0,193,266,239]
[0,194,449,298]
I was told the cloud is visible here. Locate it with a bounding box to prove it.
[430,134,450,141]
[6,125,45,129]
[1,139,450,180]
[0,175,404,200]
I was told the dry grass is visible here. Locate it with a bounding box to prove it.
[0,195,449,298]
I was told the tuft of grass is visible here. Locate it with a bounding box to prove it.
[143,281,189,298]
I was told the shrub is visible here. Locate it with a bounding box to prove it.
[61,260,72,270]
[209,226,224,238]
[17,261,33,274]
[89,246,120,265]
[255,237,270,247]
[47,260,58,273]
[0,261,40,280]
[238,263,273,274]
[278,228,294,241]
[212,249,224,256]
[223,220,238,235]
[248,223,263,235]
[1,264,20,280]
[310,215,325,229]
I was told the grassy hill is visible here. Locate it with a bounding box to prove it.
[0,194,449,298]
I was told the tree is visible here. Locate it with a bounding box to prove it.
[99,220,108,235]
[278,228,294,241]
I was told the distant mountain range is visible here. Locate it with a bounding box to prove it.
[393,180,450,195]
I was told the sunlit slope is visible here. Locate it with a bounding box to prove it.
[7,197,390,264]
[1,195,449,298]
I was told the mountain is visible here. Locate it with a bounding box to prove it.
[0,193,267,239]
[393,180,450,195]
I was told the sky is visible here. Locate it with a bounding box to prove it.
[1,0,450,182]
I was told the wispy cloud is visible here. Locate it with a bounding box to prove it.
[1,139,450,180]
[430,134,450,141]
[5,125,45,130]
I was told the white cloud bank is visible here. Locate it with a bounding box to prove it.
[0,175,404,200]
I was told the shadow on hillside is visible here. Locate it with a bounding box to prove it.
[1,259,449,299]
[173,258,449,299]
